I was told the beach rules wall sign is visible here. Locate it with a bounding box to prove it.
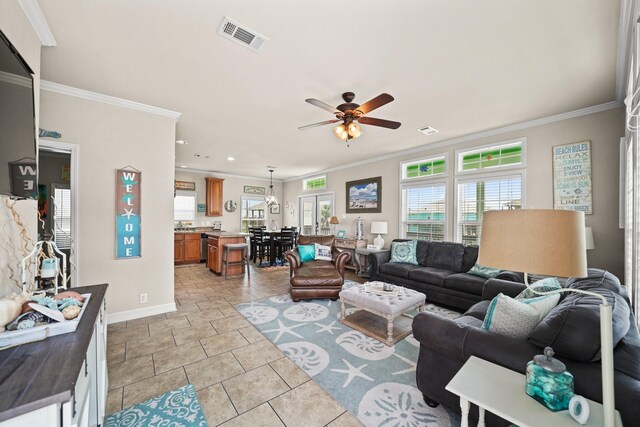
[116,168,141,258]
[553,141,592,214]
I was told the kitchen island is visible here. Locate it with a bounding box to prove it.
[206,232,250,275]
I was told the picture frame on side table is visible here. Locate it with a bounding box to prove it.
[346,176,382,213]
[336,230,346,238]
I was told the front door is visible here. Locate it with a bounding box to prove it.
[299,194,334,235]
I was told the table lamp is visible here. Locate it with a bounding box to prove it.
[477,209,615,427]
[330,216,339,234]
[371,221,388,249]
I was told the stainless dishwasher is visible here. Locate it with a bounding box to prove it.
[200,233,208,263]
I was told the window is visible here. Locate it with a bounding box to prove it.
[456,174,523,246]
[174,191,196,223]
[241,197,267,232]
[457,140,524,173]
[401,182,446,241]
[52,184,71,250]
[401,156,446,180]
[303,175,327,191]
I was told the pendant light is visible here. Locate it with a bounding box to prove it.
[265,168,279,207]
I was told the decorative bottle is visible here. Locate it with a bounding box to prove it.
[525,347,574,411]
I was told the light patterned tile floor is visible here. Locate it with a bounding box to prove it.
[106,263,365,426]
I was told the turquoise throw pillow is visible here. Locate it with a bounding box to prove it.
[298,245,315,262]
[467,263,502,279]
[516,277,561,300]
[390,241,418,265]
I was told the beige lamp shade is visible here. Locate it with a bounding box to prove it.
[477,209,587,278]
[329,216,339,225]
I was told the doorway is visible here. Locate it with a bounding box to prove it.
[299,193,334,235]
[38,140,79,287]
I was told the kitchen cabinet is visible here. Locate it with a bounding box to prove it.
[174,233,201,264]
[334,238,368,271]
[205,177,224,217]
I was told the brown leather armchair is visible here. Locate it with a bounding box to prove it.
[283,235,351,302]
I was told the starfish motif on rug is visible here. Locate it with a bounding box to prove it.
[392,352,417,376]
[262,319,305,342]
[314,321,342,335]
[330,358,374,387]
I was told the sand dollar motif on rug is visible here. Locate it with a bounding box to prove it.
[336,330,395,361]
[283,302,329,322]
[269,294,292,304]
[278,341,330,377]
[237,303,279,324]
[358,382,457,427]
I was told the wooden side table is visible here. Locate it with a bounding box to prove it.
[445,356,623,427]
[354,247,389,277]
[334,238,367,271]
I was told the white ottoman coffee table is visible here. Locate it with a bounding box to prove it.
[339,282,426,346]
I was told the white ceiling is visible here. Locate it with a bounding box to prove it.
[38,0,621,180]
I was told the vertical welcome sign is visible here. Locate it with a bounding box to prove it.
[116,169,141,259]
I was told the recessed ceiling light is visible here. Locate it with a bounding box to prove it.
[226,156,235,161]
[179,165,188,168]
[175,140,188,145]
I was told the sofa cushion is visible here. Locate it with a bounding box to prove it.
[298,245,315,262]
[416,240,430,266]
[426,242,465,272]
[462,246,479,272]
[467,263,502,279]
[444,273,486,296]
[379,262,420,279]
[314,243,332,261]
[464,300,491,321]
[408,267,454,287]
[529,288,631,362]
[482,292,560,340]
[390,240,418,265]
[566,268,630,305]
[516,277,561,299]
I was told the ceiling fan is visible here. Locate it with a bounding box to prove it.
[298,92,401,144]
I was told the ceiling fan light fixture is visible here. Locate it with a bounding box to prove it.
[333,124,347,138]
[348,123,361,138]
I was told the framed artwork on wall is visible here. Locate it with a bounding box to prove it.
[244,185,265,195]
[270,204,280,214]
[346,176,382,213]
[552,141,592,214]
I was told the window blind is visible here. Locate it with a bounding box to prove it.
[456,175,522,246]
[174,193,196,221]
[401,183,446,241]
[241,197,267,232]
[53,186,72,250]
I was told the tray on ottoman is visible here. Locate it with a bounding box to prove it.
[339,282,425,346]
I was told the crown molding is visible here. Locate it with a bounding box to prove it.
[284,101,623,182]
[18,0,56,47]
[0,71,32,88]
[41,80,182,121]
[175,167,283,183]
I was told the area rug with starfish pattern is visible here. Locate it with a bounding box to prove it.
[236,280,462,427]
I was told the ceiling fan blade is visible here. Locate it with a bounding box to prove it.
[358,116,401,129]
[355,93,394,115]
[298,119,340,130]
[305,98,342,114]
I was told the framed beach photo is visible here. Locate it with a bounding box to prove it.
[346,176,382,213]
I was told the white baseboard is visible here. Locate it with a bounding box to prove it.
[107,302,177,324]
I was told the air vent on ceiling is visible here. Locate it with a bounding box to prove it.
[418,126,439,136]
[218,17,268,52]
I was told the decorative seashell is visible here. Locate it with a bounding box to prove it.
[0,296,22,332]
[54,291,85,303]
[62,304,81,320]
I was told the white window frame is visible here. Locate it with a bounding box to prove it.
[302,174,328,191]
[455,137,527,176]
[399,153,448,182]
[174,190,197,223]
[51,183,72,250]
[399,179,448,241]
[454,169,527,245]
[240,195,269,232]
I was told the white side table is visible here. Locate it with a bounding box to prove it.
[354,247,389,278]
[445,356,623,427]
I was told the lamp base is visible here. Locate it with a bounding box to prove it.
[373,234,385,250]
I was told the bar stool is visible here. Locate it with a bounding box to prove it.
[222,243,250,279]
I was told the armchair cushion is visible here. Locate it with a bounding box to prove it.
[314,243,332,261]
[298,245,315,262]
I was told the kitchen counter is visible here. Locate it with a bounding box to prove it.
[204,232,249,238]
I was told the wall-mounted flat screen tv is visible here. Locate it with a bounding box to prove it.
[0,29,36,199]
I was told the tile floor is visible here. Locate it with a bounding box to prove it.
[106,263,366,426]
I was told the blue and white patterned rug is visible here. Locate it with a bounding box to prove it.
[105,384,207,427]
[236,281,461,427]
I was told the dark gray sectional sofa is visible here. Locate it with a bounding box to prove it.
[369,239,522,311]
